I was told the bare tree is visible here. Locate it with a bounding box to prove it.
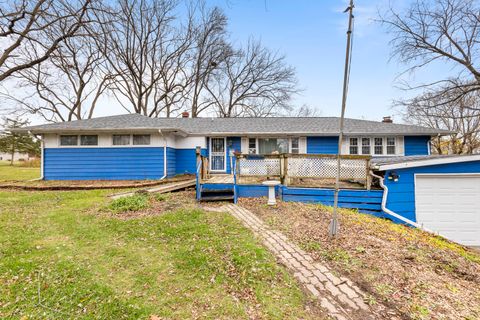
[205,39,298,117]
[403,90,480,154]
[379,0,480,109]
[287,104,321,117]
[187,4,229,117]
[6,19,111,122]
[0,0,94,83]
[97,0,194,117]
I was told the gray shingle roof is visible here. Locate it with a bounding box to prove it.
[371,154,480,170]
[17,113,453,136]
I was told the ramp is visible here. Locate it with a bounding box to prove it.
[110,179,196,200]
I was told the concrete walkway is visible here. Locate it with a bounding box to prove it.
[206,204,397,320]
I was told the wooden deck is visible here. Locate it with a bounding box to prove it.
[202,174,234,184]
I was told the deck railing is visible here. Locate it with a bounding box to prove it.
[235,153,372,189]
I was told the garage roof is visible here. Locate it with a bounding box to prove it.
[371,154,480,171]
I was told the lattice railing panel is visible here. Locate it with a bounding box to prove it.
[239,158,281,176]
[288,157,367,180]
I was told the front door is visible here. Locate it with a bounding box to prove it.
[210,137,226,172]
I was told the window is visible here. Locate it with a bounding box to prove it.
[291,138,299,154]
[80,135,98,146]
[133,134,150,145]
[60,135,78,146]
[113,134,130,145]
[349,138,358,155]
[386,137,396,155]
[374,137,383,155]
[361,138,371,155]
[248,138,256,154]
[258,138,288,154]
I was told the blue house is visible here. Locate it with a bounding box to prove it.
[18,113,480,246]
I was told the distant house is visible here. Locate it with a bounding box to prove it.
[16,113,480,246]
[0,151,36,162]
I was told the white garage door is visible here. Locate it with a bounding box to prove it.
[415,175,480,246]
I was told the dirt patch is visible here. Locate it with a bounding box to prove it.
[0,175,194,191]
[239,198,480,320]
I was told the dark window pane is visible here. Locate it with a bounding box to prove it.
[80,135,98,146]
[374,138,383,155]
[60,135,78,146]
[350,146,358,154]
[248,138,256,154]
[361,138,370,155]
[113,135,130,145]
[258,138,288,154]
[133,134,150,145]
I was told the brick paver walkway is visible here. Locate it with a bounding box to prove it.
[205,204,397,320]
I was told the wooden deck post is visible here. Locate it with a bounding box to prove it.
[195,146,201,165]
[366,159,372,190]
[283,154,289,186]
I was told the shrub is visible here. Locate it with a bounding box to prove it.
[108,194,149,213]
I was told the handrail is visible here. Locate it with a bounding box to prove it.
[195,158,202,200]
[233,155,237,203]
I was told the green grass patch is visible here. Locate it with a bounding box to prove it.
[0,189,318,319]
[0,161,40,181]
[107,193,150,213]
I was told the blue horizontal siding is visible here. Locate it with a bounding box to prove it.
[307,137,338,154]
[404,136,430,156]
[281,186,383,213]
[236,184,280,198]
[175,148,207,175]
[167,147,176,177]
[44,147,164,180]
[384,160,480,223]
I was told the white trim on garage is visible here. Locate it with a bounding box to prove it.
[414,173,480,246]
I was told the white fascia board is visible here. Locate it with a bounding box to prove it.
[375,154,480,171]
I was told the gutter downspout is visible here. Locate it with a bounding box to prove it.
[158,130,168,180]
[28,132,44,181]
[369,170,432,233]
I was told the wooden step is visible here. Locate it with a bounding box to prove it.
[200,195,234,202]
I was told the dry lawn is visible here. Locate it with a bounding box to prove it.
[239,198,480,320]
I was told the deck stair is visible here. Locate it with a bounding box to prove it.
[198,183,235,202]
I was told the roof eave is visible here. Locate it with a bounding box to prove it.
[375,154,480,171]
[12,127,183,134]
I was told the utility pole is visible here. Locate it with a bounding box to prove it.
[329,0,355,237]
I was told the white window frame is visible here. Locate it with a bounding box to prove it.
[290,137,300,154]
[246,137,301,155]
[59,135,79,147]
[386,136,396,155]
[80,135,99,146]
[361,137,371,155]
[347,136,401,156]
[132,134,151,146]
[112,134,131,146]
[349,137,359,155]
[373,137,383,155]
